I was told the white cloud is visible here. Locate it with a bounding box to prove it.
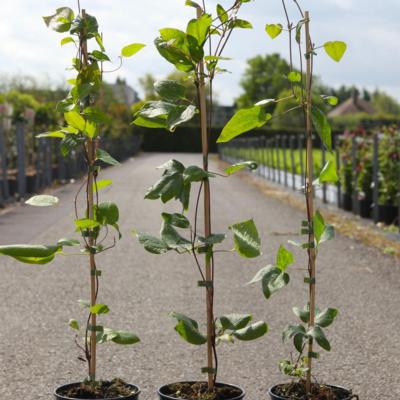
[0,0,398,104]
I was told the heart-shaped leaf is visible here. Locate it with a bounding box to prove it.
[265,24,283,39]
[323,41,347,62]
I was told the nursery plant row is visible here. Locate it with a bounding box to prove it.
[219,126,400,227]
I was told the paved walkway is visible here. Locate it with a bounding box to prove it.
[0,153,399,399]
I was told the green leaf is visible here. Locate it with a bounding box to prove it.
[57,238,80,247]
[293,305,310,324]
[275,245,294,272]
[217,106,270,143]
[320,224,334,243]
[36,131,65,139]
[167,105,197,132]
[99,328,140,345]
[155,29,194,72]
[198,234,226,245]
[161,213,190,229]
[25,195,59,207]
[90,304,110,315]
[133,116,167,129]
[321,95,338,106]
[265,23,282,39]
[121,43,146,58]
[323,41,347,62]
[229,219,261,258]
[232,321,268,341]
[60,37,74,46]
[318,160,338,183]
[183,165,211,184]
[69,319,80,330]
[259,265,290,299]
[311,107,332,151]
[313,210,325,244]
[83,107,111,124]
[170,312,207,345]
[75,218,100,230]
[94,179,113,192]
[145,160,187,206]
[64,111,85,131]
[288,71,302,83]
[97,202,119,225]
[307,325,331,351]
[224,161,258,176]
[90,50,110,62]
[43,7,74,32]
[217,4,228,23]
[216,314,252,331]
[137,100,175,119]
[230,19,253,29]
[135,231,170,254]
[154,80,186,101]
[96,148,120,166]
[161,220,192,250]
[255,99,275,106]
[186,13,212,45]
[315,308,338,328]
[0,244,61,264]
[282,324,307,352]
[185,0,201,8]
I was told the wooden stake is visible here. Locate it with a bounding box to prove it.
[196,6,214,392]
[82,9,97,382]
[304,11,316,394]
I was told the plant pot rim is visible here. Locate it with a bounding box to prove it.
[54,381,140,400]
[157,381,244,400]
[267,383,353,400]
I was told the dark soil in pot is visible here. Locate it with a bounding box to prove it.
[54,378,140,400]
[158,381,244,400]
[268,382,356,400]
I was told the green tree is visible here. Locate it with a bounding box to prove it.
[371,90,400,115]
[138,73,157,101]
[235,53,290,110]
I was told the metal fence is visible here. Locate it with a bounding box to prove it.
[0,120,141,206]
[219,132,400,227]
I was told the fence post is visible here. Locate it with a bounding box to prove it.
[298,134,304,187]
[351,137,359,214]
[322,145,327,203]
[290,135,296,190]
[44,140,52,186]
[275,135,281,184]
[372,133,379,223]
[0,121,9,201]
[261,136,267,178]
[16,121,26,198]
[335,135,342,208]
[282,135,288,187]
[271,138,276,182]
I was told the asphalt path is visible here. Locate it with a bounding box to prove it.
[0,153,399,399]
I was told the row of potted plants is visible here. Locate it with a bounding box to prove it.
[0,1,358,400]
[339,126,399,224]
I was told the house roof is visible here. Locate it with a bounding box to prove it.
[328,91,375,117]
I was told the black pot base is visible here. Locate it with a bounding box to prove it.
[157,381,245,400]
[54,381,140,400]
[268,383,356,400]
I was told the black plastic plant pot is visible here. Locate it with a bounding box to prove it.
[268,384,357,400]
[157,381,245,400]
[377,204,398,225]
[54,382,140,400]
[358,199,372,219]
[341,193,353,212]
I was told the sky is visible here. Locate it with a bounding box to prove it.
[0,0,399,105]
